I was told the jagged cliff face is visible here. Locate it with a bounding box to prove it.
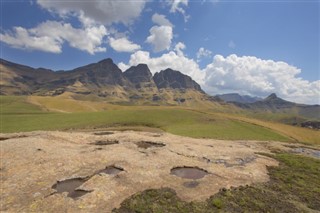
[124,64,153,85]
[0,58,209,106]
[153,68,204,93]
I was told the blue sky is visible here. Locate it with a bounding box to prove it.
[1,0,319,104]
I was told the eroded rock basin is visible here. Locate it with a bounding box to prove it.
[171,167,209,179]
[94,131,114,136]
[1,130,308,213]
[99,166,124,175]
[135,141,165,149]
[52,177,91,199]
[92,140,119,146]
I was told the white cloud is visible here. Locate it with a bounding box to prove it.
[109,37,141,52]
[36,0,147,26]
[146,25,173,52]
[118,44,204,84]
[118,62,130,72]
[196,47,212,61]
[0,26,62,53]
[152,13,173,27]
[228,40,236,49]
[203,54,320,104]
[119,50,319,104]
[168,0,189,22]
[146,13,174,53]
[0,21,107,54]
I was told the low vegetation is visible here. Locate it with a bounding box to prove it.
[1,96,290,142]
[2,95,320,144]
[113,153,320,212]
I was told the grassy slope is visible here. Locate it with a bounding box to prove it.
[1,96,289,142]
[217,112,320,144]
[0,96,44,114]
[113,153,320,213]
[2,95,320,144]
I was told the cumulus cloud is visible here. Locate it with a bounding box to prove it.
[203,54,320,104]
[146,25,173,52]
[119,50,319,104]
[36,0,147,26]
[146,13,173,52]
[0,21,107,54]
[152,13,173,27]
[109,37,141,52]
[118,43,204,83]
[196,47,212,61]
[0,26,62,53]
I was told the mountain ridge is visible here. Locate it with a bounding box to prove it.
[231,92,320,121]
[0,58,208,106]
[215,93,262,103]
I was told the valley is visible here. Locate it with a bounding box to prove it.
[1,58,319,212]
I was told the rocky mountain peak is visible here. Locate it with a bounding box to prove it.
[266,93,278,100]
[97,58,114,65]
[153,68,204,92]
[124,64,153,84]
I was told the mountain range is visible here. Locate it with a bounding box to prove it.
[232,93,319,118]
[1,58,319,128]
[215,93,262,104]
[0,58,209,106]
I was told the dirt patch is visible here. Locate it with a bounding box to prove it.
[171,166,209,179]
[135,141,165,149]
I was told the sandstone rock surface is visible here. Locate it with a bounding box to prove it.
[0,130,291,212]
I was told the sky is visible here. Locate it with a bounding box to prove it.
[0,0,319,104]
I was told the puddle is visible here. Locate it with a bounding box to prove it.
[92,140,119,146]
[52,177,91,199]
[170,166,209,179]
[183,181,199,188]
[94,132,114,135]
[52,165,125,199]
[68,189,91,199]
[98,166,124,175]
[136,141,165,149]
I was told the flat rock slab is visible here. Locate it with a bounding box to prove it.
[0,130,289,212]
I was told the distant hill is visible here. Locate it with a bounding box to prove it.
[215,93,262,103]
[0,58,211,106]
[233,93,320,122]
